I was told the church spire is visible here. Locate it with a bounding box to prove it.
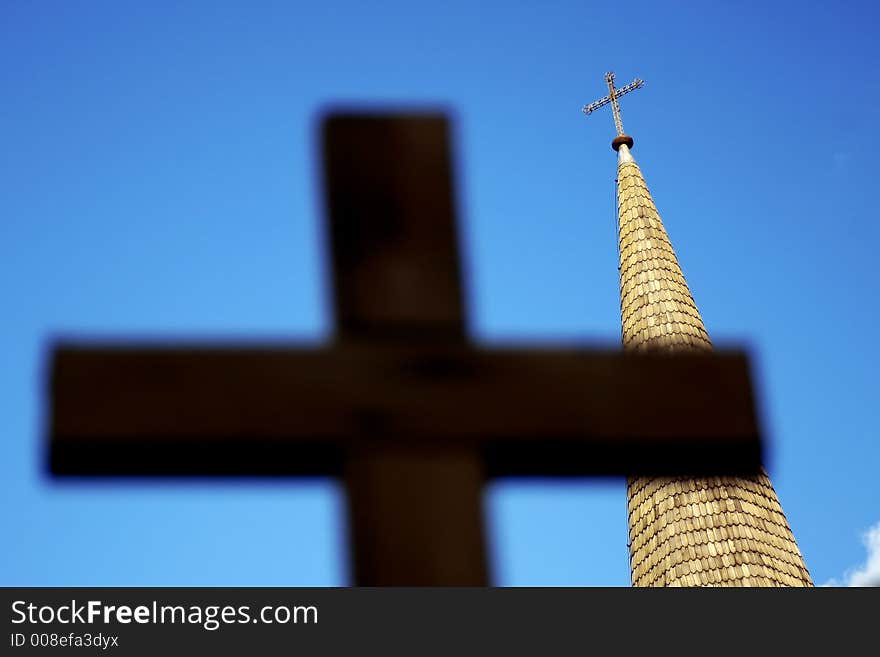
[583,73,813,586]
[615,141,713,353]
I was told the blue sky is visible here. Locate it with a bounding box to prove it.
[2,0,878,586]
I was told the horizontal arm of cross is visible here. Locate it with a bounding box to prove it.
[50,342,761,477]
[582,78,645,116]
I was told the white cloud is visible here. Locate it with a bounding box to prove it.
[823,521,880,587]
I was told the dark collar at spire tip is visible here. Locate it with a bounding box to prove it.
[612,134,634,152]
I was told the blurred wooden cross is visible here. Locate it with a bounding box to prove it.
[49,113,761,586]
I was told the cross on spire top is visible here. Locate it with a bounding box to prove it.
[582,71,644,151]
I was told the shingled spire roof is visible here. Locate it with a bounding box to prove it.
[616,140,812,586]
[616,143,713,354]
[585,72,812,586]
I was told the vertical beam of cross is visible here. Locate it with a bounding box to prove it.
[605,72,625,136]
[582,72,645,137]
[322,114,488,585]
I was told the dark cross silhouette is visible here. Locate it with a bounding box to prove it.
[48,113,762,586]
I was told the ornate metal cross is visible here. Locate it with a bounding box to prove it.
[582,72,644,137]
